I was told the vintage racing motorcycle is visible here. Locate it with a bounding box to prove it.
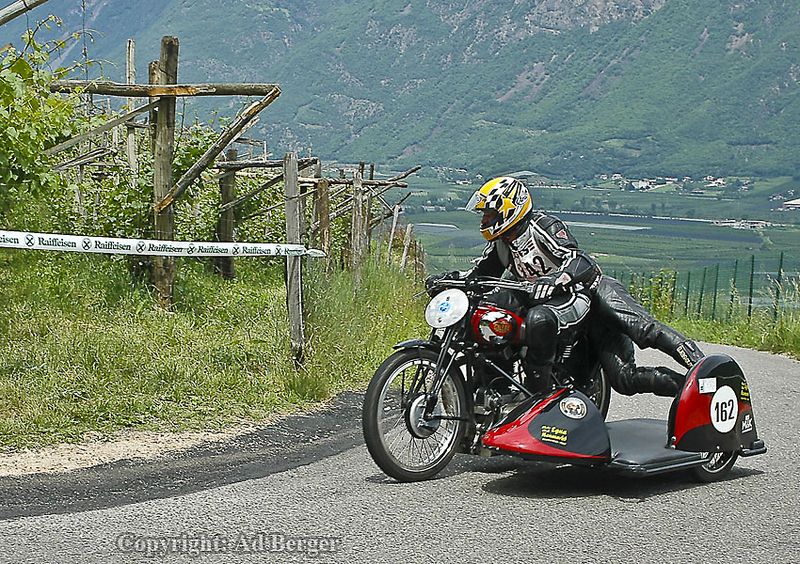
[362,277,766,483]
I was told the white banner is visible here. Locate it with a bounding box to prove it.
[0,230,325,258]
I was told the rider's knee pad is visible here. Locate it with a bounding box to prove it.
[524,306,558,361]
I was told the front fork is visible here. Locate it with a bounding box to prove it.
[421,327,457,419]
[400,327,465,429]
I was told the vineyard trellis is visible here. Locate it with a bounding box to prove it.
[37,34,424,365]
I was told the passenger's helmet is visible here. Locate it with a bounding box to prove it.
[466,176,532,241]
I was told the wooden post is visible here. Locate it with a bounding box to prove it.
[297,159,314,240]
[386,205,400,265]
[151,36,179,309]
[400,223,413,271]
[153,86,281,213]
[284,152,305,364]
[313,177,331,269]
[350,171,368,288]
[215,148,237,280]
[125,39,138,183]
[0,0,50,26]
[309,160,321,243]
[365,186,374,255]
[148,61,158,155]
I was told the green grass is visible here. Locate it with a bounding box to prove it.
[672,314,800,360]
[670,286,800,360]
[0,251,424,448]
[629,272,800,359]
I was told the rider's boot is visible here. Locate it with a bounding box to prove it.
[597,334,686,397]
[627,366,686,397]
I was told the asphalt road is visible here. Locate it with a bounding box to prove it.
[0,343,797,564]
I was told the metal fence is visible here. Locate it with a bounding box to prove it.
[612,252,798,323]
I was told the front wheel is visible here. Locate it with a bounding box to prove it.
[691,451,739,482]
[362,348,468,482]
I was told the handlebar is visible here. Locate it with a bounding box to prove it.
[431,276,538,295]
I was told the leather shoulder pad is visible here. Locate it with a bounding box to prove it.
[535,213,576,248]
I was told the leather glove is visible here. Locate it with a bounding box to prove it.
[425,270,460,296]
[530,272,572,302]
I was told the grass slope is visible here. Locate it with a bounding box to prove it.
[0,251,425,448]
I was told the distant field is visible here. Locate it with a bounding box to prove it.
[400,175,800,279]
[405,209,800,288]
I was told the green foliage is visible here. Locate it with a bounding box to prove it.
[0,37,77,227]
[4,1,800,179]
[673,311,800,361]
[621,265,800,358]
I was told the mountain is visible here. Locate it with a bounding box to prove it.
[3,0,799,179]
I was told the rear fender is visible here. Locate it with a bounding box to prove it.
[668,354,765,456]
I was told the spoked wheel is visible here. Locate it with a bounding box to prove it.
[576,362,611,420]
[362,348,467,482]
[692,451,739,482]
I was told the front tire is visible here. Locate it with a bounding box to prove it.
[363,348,467,482]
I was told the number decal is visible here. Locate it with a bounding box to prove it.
[532,256,552,277]
[515,252,553,280]
[709,386,738,433]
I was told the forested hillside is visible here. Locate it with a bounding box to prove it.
[2,0,799,177]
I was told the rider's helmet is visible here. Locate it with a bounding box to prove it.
[466,176,532,241]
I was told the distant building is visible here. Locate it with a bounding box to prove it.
[714,219,771,229]
[784,197,800,210]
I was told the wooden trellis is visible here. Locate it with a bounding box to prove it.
[49,36,282,308]
[45,34,423,364]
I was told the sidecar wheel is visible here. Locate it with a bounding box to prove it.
[363,348,467,482]
[691,451,738,482]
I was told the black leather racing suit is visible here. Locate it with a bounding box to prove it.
[460,212,704,397]
[466,211,601,382]
[590,275,705,397]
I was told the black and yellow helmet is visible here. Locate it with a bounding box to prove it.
[466,176,532,241]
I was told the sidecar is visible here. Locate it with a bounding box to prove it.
[481,354,766,480]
